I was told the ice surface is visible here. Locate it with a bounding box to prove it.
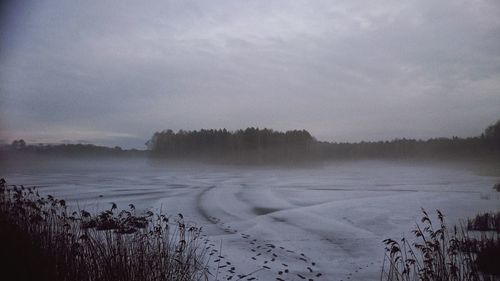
[2,158,499,280]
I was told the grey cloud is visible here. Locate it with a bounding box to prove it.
[1,0,499,148]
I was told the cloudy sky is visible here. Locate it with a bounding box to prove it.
[1,0,499,148]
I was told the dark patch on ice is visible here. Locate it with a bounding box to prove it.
[253,207,281,216]
[109,191,166,198]
[271,217,287,223]
[165,183,189,189]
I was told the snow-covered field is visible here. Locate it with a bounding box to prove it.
[2,158,499,281]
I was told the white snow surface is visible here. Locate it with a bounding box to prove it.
[3,158,499,281]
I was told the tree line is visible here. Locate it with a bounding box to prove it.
[147,120,500,162]
[1,141,145,158]
[146,128,315,162]
[316,120,500,160]
[3,120,499,162]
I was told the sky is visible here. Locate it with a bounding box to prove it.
[1,0,499,149]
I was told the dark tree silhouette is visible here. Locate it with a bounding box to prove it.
[482,120,500,151]
[147,128,315,162]
[148,120,500,162]
[11,139,26,150]
[2,120,499,162]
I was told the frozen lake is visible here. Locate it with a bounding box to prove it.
[2,158,499,281]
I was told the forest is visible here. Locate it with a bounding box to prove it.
[146,128,315,162]
[3,120,499,162]
[146,120,500,162]
[1,141,145,158]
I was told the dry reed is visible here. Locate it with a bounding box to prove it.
[381,209,500,281]
[0,178,209,281]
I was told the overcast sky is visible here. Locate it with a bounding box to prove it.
[1,0,499,148]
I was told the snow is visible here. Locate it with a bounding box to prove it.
[2,158,499,281]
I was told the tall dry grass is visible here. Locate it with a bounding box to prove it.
[381,209,500,281]
[467,212,500,232]
[0,178,209,281]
